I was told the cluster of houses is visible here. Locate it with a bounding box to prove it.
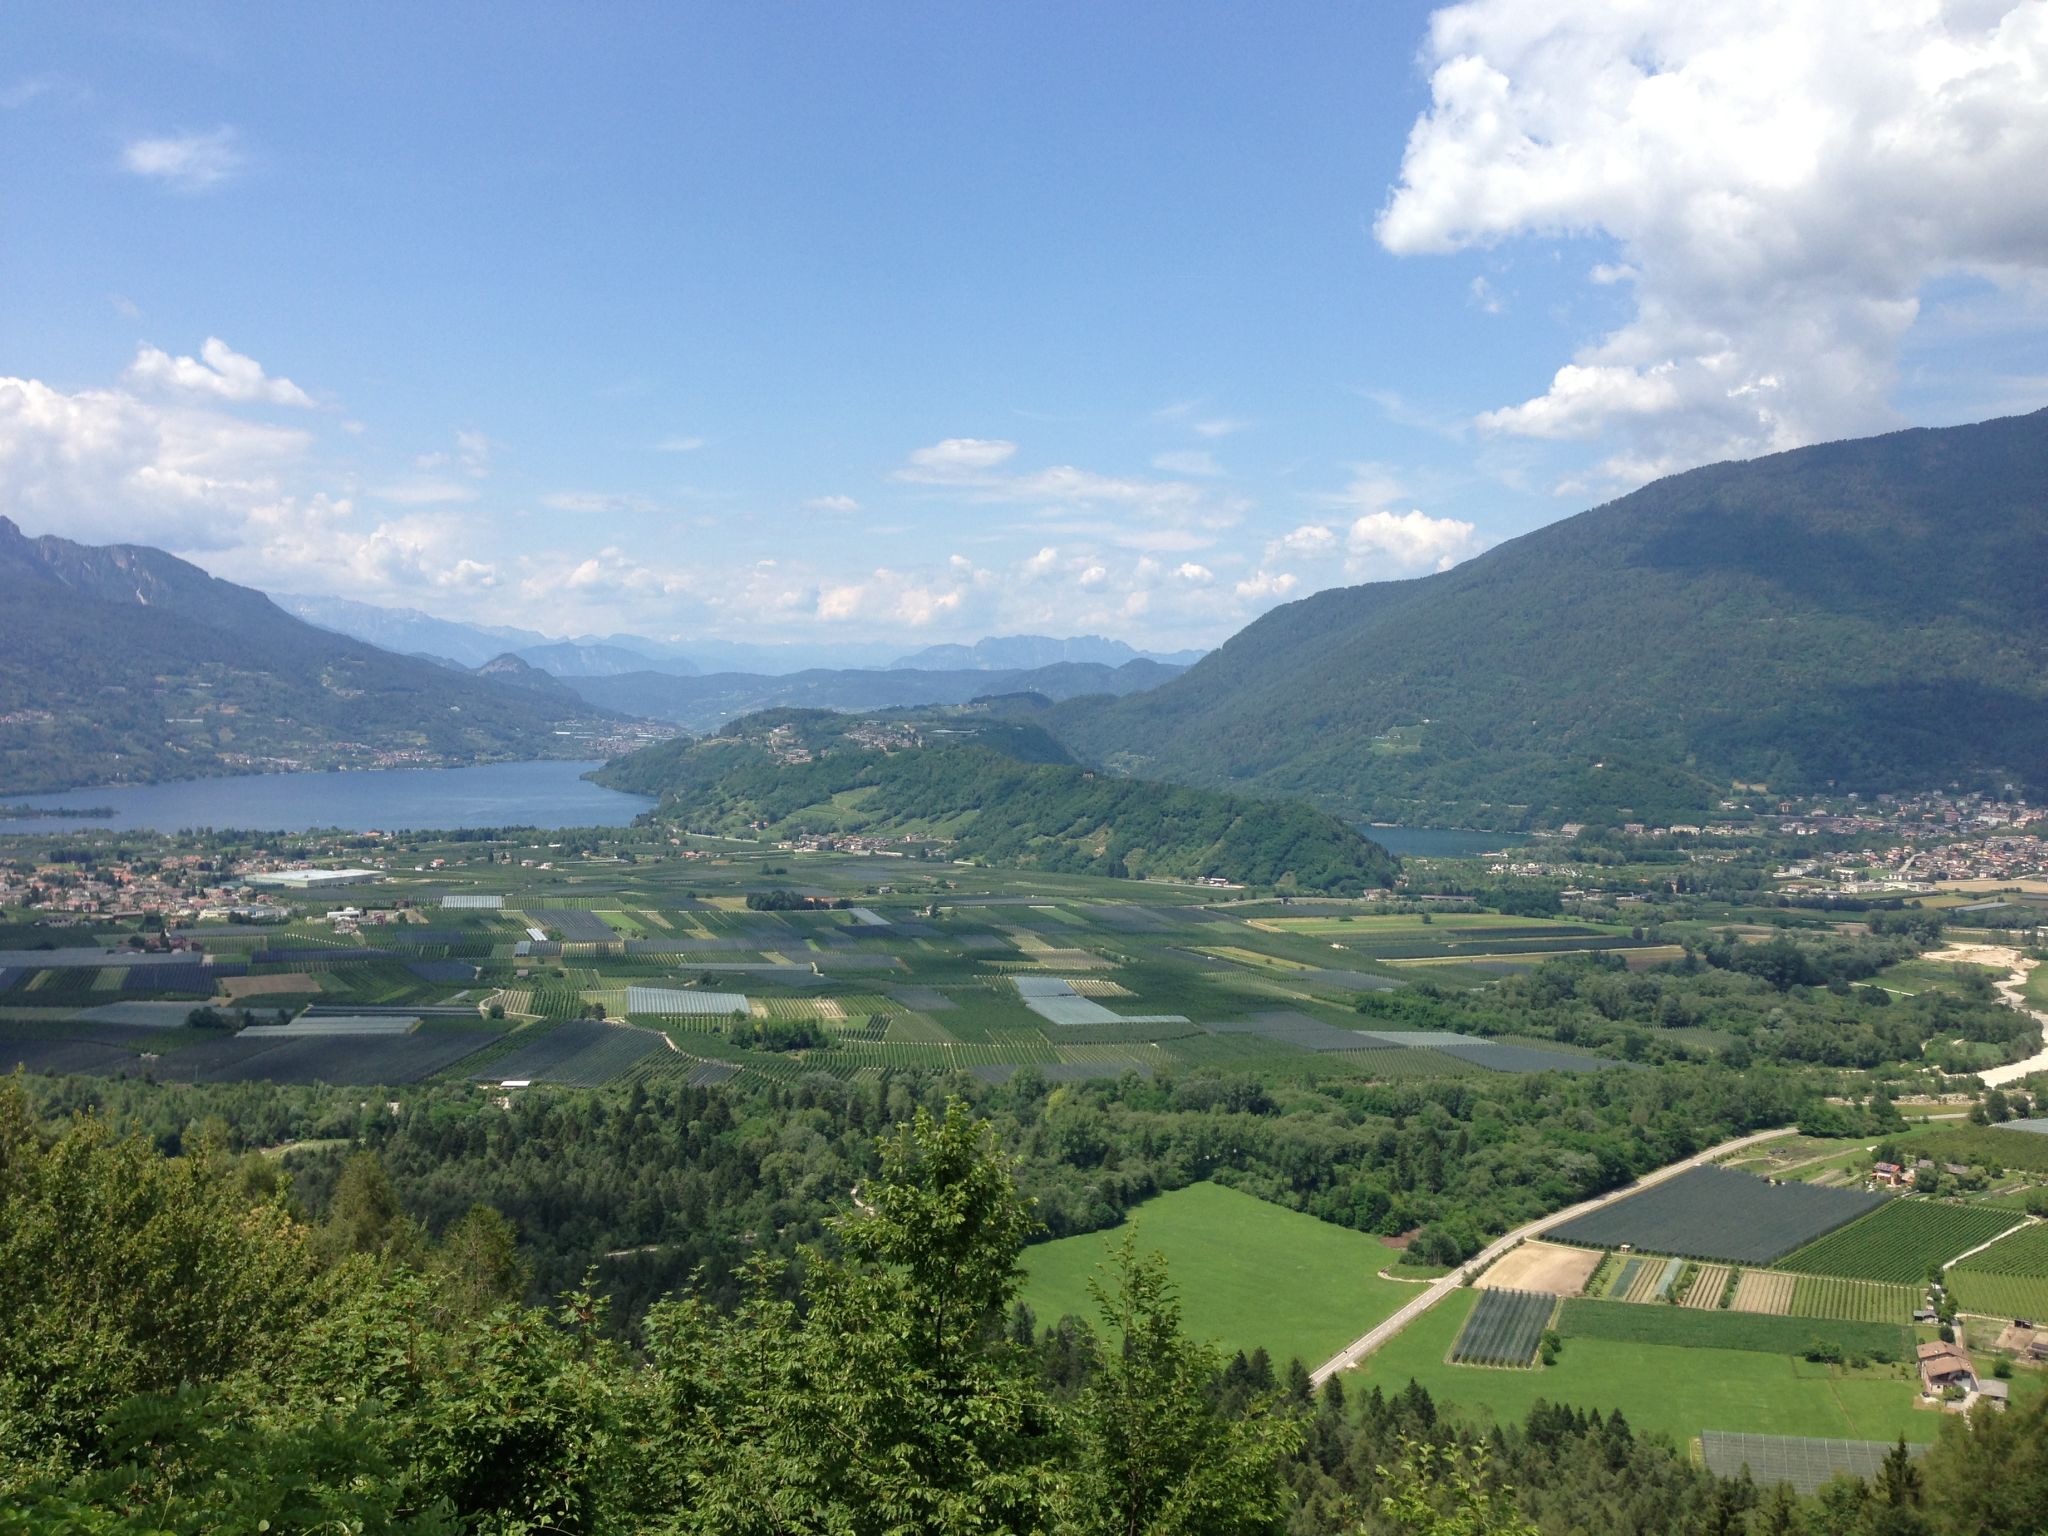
[1870,1158,1978,1190]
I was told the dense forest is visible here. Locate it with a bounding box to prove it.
[596,710,1399,892]
[5,1079,2045,1536]
[1047,409,2048,827]
[0,517,609,792]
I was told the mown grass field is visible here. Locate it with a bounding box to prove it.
[1350,1288,1951,1446]
[1019,1183,1415,1369]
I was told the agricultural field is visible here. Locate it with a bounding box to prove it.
[1787,1275,1922,1323]
[1616,1256,1683,1303]
[1699,1433,1927,1499]
[1777,1200,2022,1283]
[1681,1264,1733,1309]
[1732,1271,1796,1315]
[1477,1241,1603,1296]
[1548,1167,1885,1265]
[1948,1222,2048,1320]
[1349,1287,1951,1447]
[1555,1300,1912,1360]
[1448,1288,1555,1367]
[1018,1183,1415,1368]
[0,846,1646,1090]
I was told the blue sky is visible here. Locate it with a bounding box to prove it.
[4,2,2046,649]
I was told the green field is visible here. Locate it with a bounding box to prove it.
[1351,1288,1947,1446]
[1788,1273,1921,1323]
[1778,1200,2021,1282]
[1948,1222,2048,1319]
[1556,1299,1911,1359]
[1018,1183,1414,1368]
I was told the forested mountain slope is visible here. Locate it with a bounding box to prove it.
[1051,410,2048,827]
[596,708,1396,890]
[0,518,616,792]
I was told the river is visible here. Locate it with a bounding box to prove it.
[0,760,655,835]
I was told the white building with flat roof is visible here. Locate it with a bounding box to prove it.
[247,868,382,890]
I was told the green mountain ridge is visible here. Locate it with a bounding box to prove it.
[0,517,622,793]
[596,708,1398,891]
[1048,409,2048,828]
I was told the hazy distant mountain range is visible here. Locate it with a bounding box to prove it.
[890,635,1206,670]
[0,521,617,793]
[1049,408,2048,828]
[556,658,1185,733]
[275,595,1199,679]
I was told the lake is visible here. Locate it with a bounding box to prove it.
[0,759,1517,854]
[1364,826,1523,858]
[0,760,656,835]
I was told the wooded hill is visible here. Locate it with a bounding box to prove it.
[1049,410,2048,828]
[595,708,1398,891]
[0,518,616,792]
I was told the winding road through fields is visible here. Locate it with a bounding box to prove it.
[1309,1125,1798,1384]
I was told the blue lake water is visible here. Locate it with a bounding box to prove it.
[1363,826,1523,858]
[0,760,656,835]
[0,758,1516,855]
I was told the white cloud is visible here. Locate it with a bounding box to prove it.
[803,493,861,513]
[1269,523,1338,560]
[1171,562,1214,585]
[1381,0,2048,485]
[1345,509,1482,573]
[1021,545,1060,577]
[1468,275,1503,314]
[1151,448,1224,477]
[653,434,705,453]
[1235,569,1298,600]
[1193,417,1249,438]
[0,374,309,549]
[897,437,1018,481]
[121,127,244,191]
[127,338,313,408]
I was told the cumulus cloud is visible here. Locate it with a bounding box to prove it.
[1381,0,2048,484]
[1268,523,1339,560]
[0,374,309,549]
[121,127,244,190]
[1345,509,1482,572]
[896,437,1018,481]
[1171,562,1214,584]
[1235,569,1299,600]
[803,493,861,513]
[127,338,313,408]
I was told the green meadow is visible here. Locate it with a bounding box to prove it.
[1345,1287,2006,1447]
[1019,1182,1417,1368]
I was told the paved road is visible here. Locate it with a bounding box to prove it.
[1309,1125,1798,1384]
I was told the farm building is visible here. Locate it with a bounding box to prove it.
[1916,1341,1976,1396]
